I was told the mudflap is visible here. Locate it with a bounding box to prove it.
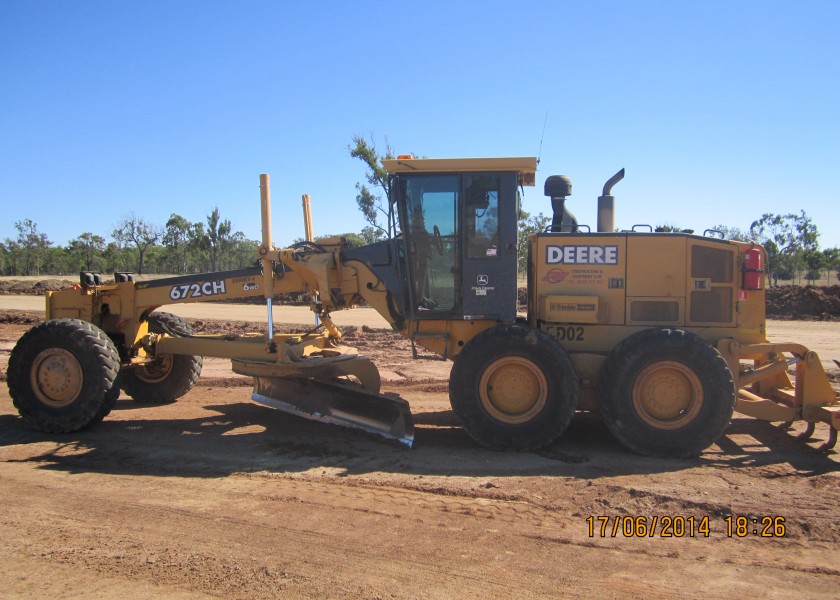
[250,377,414,447]
[231,356,414,447]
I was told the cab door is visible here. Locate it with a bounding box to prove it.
[460,172,518,321]
[399,174,461,318]
[397,171,518,322]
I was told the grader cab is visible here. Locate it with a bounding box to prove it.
[7,156,840,456]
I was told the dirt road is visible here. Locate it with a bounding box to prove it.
[1,307,839,598]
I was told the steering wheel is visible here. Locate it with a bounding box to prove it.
[432,225,444,255]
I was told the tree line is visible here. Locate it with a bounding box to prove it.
[0,208,261,277]
[746,212,839,285]
[4,200,839,287]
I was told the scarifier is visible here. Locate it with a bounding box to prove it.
[7,157,840,455]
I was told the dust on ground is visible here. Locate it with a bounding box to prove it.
[1,307,840,598]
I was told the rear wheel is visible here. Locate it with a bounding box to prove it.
[598,328,735,457]
[449,324,578,450]
[8,319,120,432]
[120,312,202,404]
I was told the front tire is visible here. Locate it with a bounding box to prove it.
[120,312,202,404]
[449,324,578,450]
[598,328,735,457]
[8,319,121,432]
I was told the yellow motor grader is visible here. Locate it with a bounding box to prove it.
[7,157,840,455]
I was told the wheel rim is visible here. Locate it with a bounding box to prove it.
[132,355,174,383]
[30,348,84,408]
[479,357,548,424]
[632,361,703,430]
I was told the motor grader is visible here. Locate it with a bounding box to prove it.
[7,156,840,456]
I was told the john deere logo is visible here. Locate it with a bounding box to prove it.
[477,274,489,285]
[543,268,570,283]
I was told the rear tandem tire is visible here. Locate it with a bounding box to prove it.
[8,319,121,432]
[449,324,579,450]
[120,312,203,404]
[598,328,735,457]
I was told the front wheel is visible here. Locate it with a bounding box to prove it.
[8,319,121,432]
[449,324,579,450]
[598,328,735,457]
[120,312,202,404]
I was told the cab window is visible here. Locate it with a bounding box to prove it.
[465,175,500,259]
[401,175,459,312]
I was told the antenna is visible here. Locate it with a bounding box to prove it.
[537,110,548,166]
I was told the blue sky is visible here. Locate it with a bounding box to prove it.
[1,1,838,250]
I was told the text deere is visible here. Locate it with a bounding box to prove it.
[546,245,618,265]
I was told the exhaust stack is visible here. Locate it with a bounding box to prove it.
[597,168,625,233]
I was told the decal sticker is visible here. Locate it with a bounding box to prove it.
[543,268,570,283]
[243,282,259,291]
[477,274,489,285]
[543,268,606,286]
[549,301,596,312]
[544,325,586,342]
[169,280,226,301]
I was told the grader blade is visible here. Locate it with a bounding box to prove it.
[232,356,414,447]
[250,376,414,447]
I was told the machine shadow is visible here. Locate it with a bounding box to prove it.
[2,399,837,480]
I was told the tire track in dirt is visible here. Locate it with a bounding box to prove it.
[2,309,840,597]
[2,461,838,599]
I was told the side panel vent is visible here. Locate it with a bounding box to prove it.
[688,242,736,326]
[691,245,734,283]
[629,300,680,323]
[690,287,733,323]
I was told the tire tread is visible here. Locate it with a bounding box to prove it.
[449,324,578,450]
[8,319,121,432]
[598,328,735,457]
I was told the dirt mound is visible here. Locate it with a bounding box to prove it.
[766,285,840,321]
[0,310,43,326]
[31,278,76,292]
[0,278,75,295]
